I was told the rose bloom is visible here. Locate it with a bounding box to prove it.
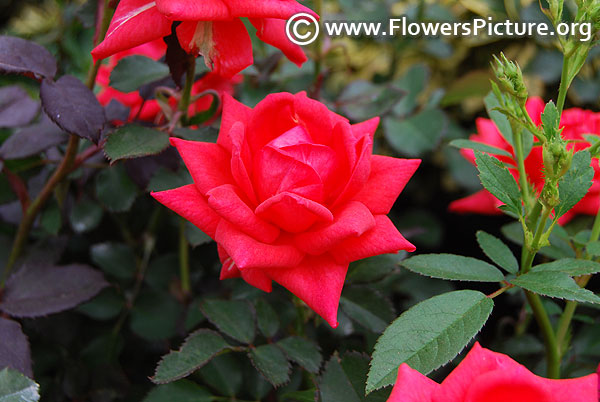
[96,39,240,124]
[91,0,317,78]
[151,92,420,327]
[450,97,600,224]
[388,342,598,402]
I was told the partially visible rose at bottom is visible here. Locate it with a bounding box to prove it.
[388,342,598,402]
[96,39,240,124]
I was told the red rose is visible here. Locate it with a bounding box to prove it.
[151,92,420,327]
[388,342,598,402]
[449,97,600,224]
[96,39,241,124]
[91,0,317,78]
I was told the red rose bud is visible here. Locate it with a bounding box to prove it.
[91,0,318,78]
[151,92,420,327]
[388,342,599,402]
[449,97,600,224]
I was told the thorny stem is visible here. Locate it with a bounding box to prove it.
[1,0,112,286]
[555,199,600,355]
[525,291,561,379]
[179,218,191,298]
[556,55,570,115]
[513,126,532,210]
[179,55,197,118]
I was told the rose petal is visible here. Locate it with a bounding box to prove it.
[247,93,298,153]
[388,364,437,402]
[155,0,231,20]
[151,184,220,237]
[156,0,317,20]
[227,122,258,205]
[351,116,379,141]
[215,220,304,269]
[332,124,373,206]
[256,191,333,233]
[329,215,415,264]
[295,201,375,255]
[352,155,420,214]
[207,184,280,243]
[176,19,253,78]
[448,189,503,215]
[217,245,272,292]
[263,255,347,327]
[293,92,348,145]
[170,138,233,195]
[254,145,324,202]
[526,96,545,126]
[91,0,172,61]
[218,94,252,152]
[250,18,307,66]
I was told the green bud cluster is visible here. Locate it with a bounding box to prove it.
[491,53,528,105]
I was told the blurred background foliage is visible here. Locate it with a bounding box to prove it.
[1,0,600,401]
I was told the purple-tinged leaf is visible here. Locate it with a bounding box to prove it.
[0,86,39,128]
[104,99,130,123]
[0,264,108,318]
[0,36,57,80]
[40,76,106,144]
[164,30,191,88]
[0,116,67,160]
[0,318,32,378]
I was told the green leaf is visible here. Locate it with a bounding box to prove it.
[76,288,123,320]
[449,139,512,157]
[90,242,136,280]
[153,329,230,384]
[104,125,170,162]
[532,258,600,276]
[475,151,521,215]
[476,231,519,274]
[347,253,402,283]
[484,91,513,145]
[248,344,290,387]
[401,253,504,282]
[110,55,170,93]
[501,221,575,259]
[95,164,137,212]
[277,337,322,374]
[586,241,600,257]
[541,101,560,140]
[254,298,279,338]
[199,354,243,397]
[555,151,594,219]
[280,390,318,402]
[147,166,192,192]
[366,290,494,393]
[340,286,395,333]
[130,289,183,341]
[320,353,389,402]
[200,299,255,344]
[511,271,600,304]
[69,198,102,233]
[143,380,212,402]
[0,368,39,402]
[383,108,447,157]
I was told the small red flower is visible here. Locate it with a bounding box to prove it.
[388,342,598,402]
[151,92,420,327]
[96,39,241,124]
[91,0,317,78]
[449,97,600,224]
